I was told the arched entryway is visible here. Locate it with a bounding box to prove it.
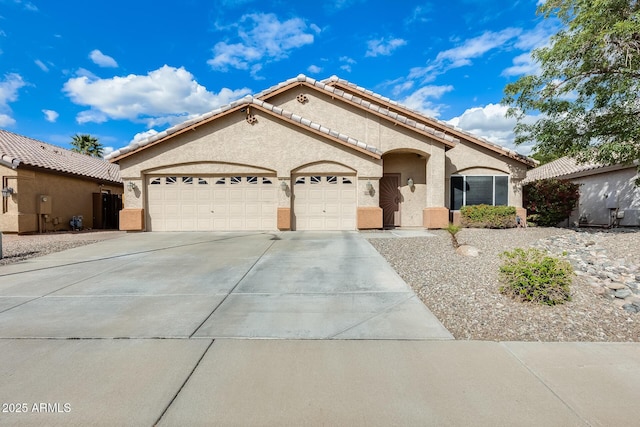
[380,151,427,228]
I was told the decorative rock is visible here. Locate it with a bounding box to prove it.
[532,230,639,314]
[456,245,479,257]
[615,289,633,299]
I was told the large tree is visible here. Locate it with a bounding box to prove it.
[503,0,640,167]
[70,134,104,158]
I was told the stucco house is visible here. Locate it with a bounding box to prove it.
[1,130,123,233]
[524,156,640,227]
[107,75,535,232]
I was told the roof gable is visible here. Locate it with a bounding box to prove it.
[320,76,536,167]
[0,129,121,183]
[107,96,382,162]
[255,75,458,149]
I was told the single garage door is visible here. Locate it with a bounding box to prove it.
[147,175,277,231]
[293,175,356,230]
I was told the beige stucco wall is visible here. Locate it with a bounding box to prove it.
[570,167,640,226]
[1,166,122,233]
[118,112,383,211]
[271,90,446,157]
[445,140,529,208]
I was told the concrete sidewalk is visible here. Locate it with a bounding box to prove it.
[0,339,638,426]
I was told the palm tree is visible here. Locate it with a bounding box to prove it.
[70,134,104,157]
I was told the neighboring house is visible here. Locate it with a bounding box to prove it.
[107,75,535,232]
[524,156,640,227]
[1,129,123,233]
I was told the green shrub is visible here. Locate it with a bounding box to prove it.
[460,205,517,228]
[523,179,580,226]
[499,248,573,306]
[446,223,461,247]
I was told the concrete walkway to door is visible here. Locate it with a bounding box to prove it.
[0,231,452,340]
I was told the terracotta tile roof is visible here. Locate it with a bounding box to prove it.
[107,74,535,166]
[107,95,382,161]
[254,74,459,148]
[523,156,636,183]
[0,129,122,184]
[319,75,536,167]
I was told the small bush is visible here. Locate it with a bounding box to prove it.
[460,205,517,228]
[446,223,461,248]
[523,179,580,226]
[499,248,573,306]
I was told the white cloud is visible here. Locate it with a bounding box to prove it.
[410,28,522,83]
[208,13,318,75]
[339,56,356,73]
[34,59,49,72]
[63,65,251,127]
[365,37,407,57]
[399,85,454,117]
[502,53,540,77]
[446,103,537,154]
[502,20,558,77]
[307,64,322,74]
[406,4,433,25]
[435,28,522,69]
[42,109,58,122]
[11,0,38,11]
[0,73,26,126]
[89,49,118,68]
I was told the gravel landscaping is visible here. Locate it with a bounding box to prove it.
[367,227,640,342]
[0,231,124,266]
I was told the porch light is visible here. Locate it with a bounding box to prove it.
[366,181,373,191]
[407,178,414,188]
[127,181,137,192]
[1,187,14,198]
[280,181,288,191]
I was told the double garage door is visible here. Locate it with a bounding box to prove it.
[146,174,356,231]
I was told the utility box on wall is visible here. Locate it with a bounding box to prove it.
[37,195,52,214]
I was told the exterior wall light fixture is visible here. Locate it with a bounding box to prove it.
[366,181,373,191]
[280,181,288,191]
[127,181,137,192]
[1,187,14,198]
[407,178,414,188]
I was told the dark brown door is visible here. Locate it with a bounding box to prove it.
[380,174,400,228]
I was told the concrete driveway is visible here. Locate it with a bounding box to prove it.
[0,231,452,340]
[1,232,640,426]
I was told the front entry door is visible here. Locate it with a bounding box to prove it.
[380,174,401,228]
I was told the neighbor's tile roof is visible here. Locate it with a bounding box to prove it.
[0,129,121,183]
[107,94,382,161]
[523,156,632,183]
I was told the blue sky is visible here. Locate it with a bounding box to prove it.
[0,0,555,157]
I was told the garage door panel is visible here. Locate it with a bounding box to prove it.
[147,175,277,231]
[293,175,356,231]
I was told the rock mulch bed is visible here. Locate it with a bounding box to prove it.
[367,227,640,342]
[0,231,124,266]
[532,230,640,314]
